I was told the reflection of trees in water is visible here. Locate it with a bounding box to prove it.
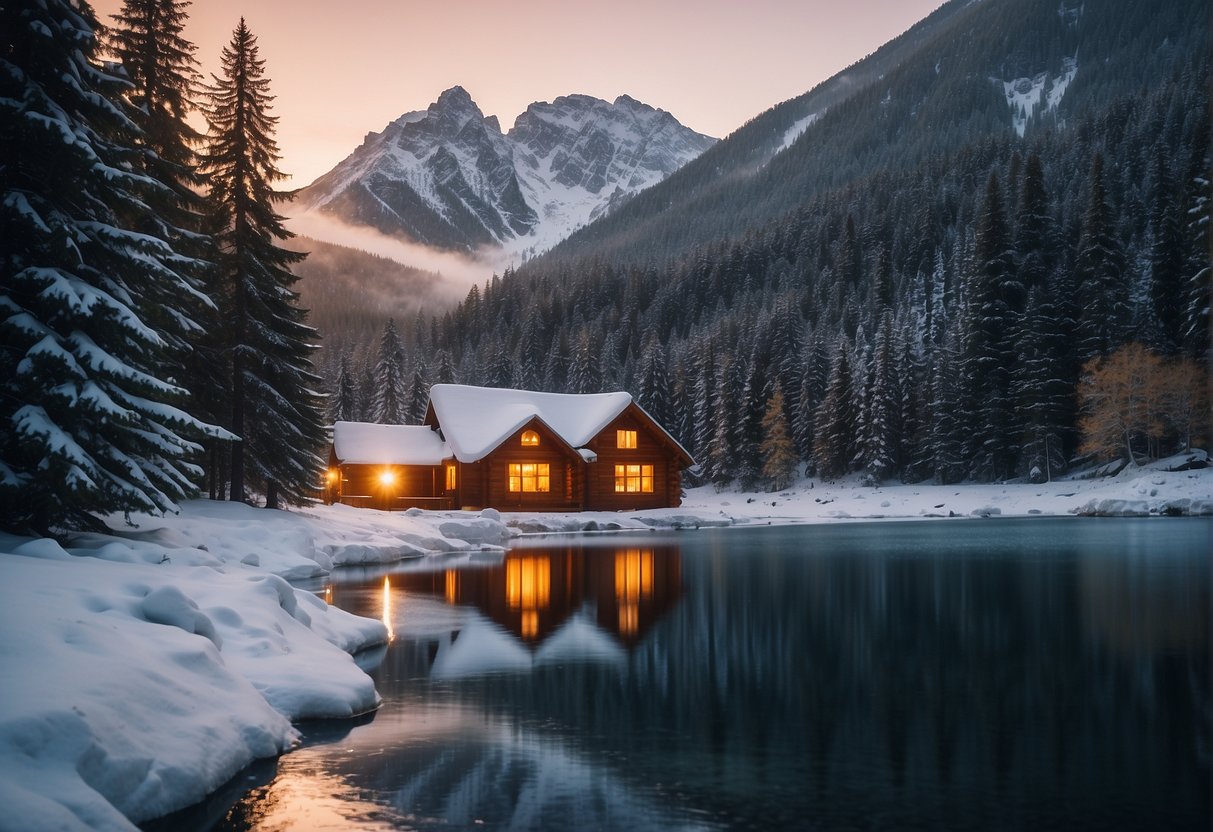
[421,537,1209,827]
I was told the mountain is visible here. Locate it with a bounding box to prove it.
[340,0,1208,489]
[295,86,715,253]
[542,0,1208,268]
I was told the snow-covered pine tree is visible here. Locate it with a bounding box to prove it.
[1182,155,1210,362]
[961,172,1018,481]
[201,19,325,506]
[1013,281,1071,481]
[331,352,358,423]
[736,343,770,491]
[571,328,601,394]
[760,382,798,491]
[704,352,742,488]
[405,359,429,424]
[0,0,218,532]
[635,336,671,431]
[371,319,407,423]
[690,339,716,465]
[542,330,569,392]
[928,331,966,483]
[812,342,858,481]
[486,348,513,389]
[1147,148,1186,354]
[862,311,898,481]
[793,331,829,467]
[434,348,457,385]
[1074,153,1129,362]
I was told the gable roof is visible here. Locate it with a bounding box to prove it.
[427,384,634,463]
[332,421,450,465]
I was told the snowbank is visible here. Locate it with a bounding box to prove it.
[0,499,512,831]
[504,454,1213,533]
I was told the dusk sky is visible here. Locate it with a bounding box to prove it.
[92,0,945,187]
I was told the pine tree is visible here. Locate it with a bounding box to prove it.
[1013,283,1070,480]
[760,383,798,491]
[434,349,457,385]
[961,173,1018,480]
[1074,153,1129,362]
[201,19,325,506]
[331,353,358,423]
[371,319,407,423]
[0,0,217,532]
[812,343,858,480]
[793,331,829,467]
[571,328,601,394]
[1182,159,1210,362]
[405,359,429,424]
[704,352,742,488]
[1147,149,1186,354]
[862,311,899,481]
[635,337,671,430]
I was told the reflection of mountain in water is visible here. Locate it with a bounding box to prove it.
[328,543,683,679]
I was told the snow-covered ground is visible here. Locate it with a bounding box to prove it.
[505,451,1213,534]
[1,453,1208,830]
[0,501,511,832]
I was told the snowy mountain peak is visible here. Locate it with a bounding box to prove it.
[296,87,715,253]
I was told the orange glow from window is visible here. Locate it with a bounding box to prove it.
[508,463,549,492]
[614,549,652,638]
[382,576,394,641]
[506,556,550,639]
[445,464,456,490]
[444,569,458,604]
[617,429,637,449]
[520,430,540,446]
[615,548,654,603]
[614,464,654,493]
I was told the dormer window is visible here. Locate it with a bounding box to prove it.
[521,430,540,447]
[617,429,637,449]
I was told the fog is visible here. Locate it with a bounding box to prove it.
[287,210,517,302]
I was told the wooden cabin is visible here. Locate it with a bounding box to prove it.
[325,384,692,512]
[327,422,453,510]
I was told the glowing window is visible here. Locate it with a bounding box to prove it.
[445,464,456,490]
[614,464,654,493]
[521,430,540,447]
[617,429,638,449]
[508,463,550,492]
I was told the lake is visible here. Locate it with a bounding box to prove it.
[151,517,1211,830]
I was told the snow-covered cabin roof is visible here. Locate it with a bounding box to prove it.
[331,421,450,465]
[427,384,635,463]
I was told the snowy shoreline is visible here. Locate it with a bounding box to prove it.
[1,455,1210,831]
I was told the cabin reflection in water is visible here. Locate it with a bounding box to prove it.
[333,544,681,665]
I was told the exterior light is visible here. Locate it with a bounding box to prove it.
[379,470,396,487]
[326,469,338,483]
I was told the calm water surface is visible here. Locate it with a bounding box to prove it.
[157,518,1211,830]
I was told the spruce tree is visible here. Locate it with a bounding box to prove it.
[331,352,358,423]
[201,19,325,506]
[812,343,858,480]
[371,319,407,423]
[405,359,429,424]
[1,0,216,532]
[1074,153,1129,362]
[760,383,798,491]
[1147,150,1186,354]
[862,311,899,481]
[635,337,671,430]
[571,328,601,394]
[961,173,1018,480]
[703,354,740,488]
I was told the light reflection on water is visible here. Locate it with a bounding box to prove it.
[151,519,1211,831]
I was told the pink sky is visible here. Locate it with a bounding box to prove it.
[92,0,944,187]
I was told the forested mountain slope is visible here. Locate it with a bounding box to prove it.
[330,0,1210,488]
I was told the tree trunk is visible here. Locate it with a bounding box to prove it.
[266,479,278,510]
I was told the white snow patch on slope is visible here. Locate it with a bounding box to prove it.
[779,110,823,153]
[1000,56,1078,137]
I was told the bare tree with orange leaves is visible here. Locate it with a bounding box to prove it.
[1078,343,1209,465]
